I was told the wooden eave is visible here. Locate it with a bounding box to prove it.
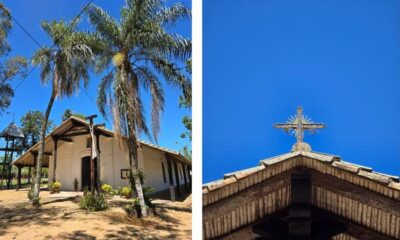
[12,116,190,167]
[202,151,400,239]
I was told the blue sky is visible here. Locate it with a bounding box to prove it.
[203,0,400,183]
[0,0,191,151]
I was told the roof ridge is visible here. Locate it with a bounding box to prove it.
[203,151,400,203]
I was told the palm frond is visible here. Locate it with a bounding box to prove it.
[157,3,191,26]
[135,67,165,142]
[31,47,53,84]
[97,69,115,117]
[86,4,121,48]
[150,57,191,103]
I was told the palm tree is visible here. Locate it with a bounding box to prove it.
[30,20,94,205]
[85,0,191,216]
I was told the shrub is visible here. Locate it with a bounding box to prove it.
[28,187,40,205]
[120,187,131,198]
[73,178,79,191]
[143,186,155,207]
[124,187,155,217]
[101,184,112,195]
[110,189,119,196]
[124,198,142,217]
[79,188,108,211]
[52,181,61,193]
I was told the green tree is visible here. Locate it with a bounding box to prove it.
[30,20,95,205]
[20,110,54,150]
[0,4,27,113]
[61,108,86,121]
[84,0,191,216]
[178,58,191,160]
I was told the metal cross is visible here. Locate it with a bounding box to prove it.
[274,106,326,144]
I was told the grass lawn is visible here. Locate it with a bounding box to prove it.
[0,178,48,188]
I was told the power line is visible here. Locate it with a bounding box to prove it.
[10,0,94,92]
[80,85,112,125]
[0,6,42,48]
[4,0,109,125]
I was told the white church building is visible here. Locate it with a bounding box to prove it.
[13,117,191,199]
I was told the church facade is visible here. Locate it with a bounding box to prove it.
[12,117,191,199]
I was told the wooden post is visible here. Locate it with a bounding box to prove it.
[166,156,175,201]
[182,163,188,192]
[1,137,9,189]
[51,136,58,183]
[173,160,181,197]
[6,138,15,189]
[187,165,192,190]
[288,170,312,238]
[27,167,31,184]
[86,114,97,193]
[16,165,22,191]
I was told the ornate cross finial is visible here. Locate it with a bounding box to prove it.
[274,106,326,152]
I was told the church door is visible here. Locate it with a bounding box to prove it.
[81,156,97,191]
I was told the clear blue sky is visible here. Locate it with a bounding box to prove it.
[0,0,191,152]
[203,0,400,183]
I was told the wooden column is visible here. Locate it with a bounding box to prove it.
[182,163,188,192]
[6,138,15,189]
[173,159,181,197]
[0,137,9,189]
[166,156,176,201]
[16,165,22,191]
[27,167,31,184]
[187,165,192,189]
[51,136,58,183]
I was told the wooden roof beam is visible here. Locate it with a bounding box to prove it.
[30,150,52,156]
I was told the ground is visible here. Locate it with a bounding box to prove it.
[0,188,191,240]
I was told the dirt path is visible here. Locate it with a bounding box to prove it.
[0,189,191,240]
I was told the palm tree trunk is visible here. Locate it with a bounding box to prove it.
[31,73,58,205]
[127,114,147,217]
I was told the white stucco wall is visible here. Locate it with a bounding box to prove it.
[141,145,170,192]
[49,134,190,193]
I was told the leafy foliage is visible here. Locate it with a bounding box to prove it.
[49,181,61,193]
[178,58,191,160]
[120,186,132,198]
[61,108,86,121]
[79,188,108,211]
[142,186,154,208]
[0,4,27,113]
[101,183,112,195]
[20,110,54,150]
